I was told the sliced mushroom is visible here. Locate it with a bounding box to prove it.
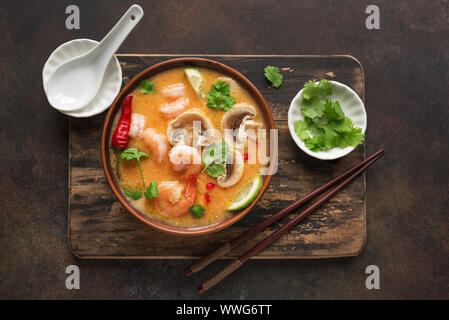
[217,150,244,188]
[216,76,240,93]
[167,110,218,147]
[244,119,263,141]
[221,103,257,149]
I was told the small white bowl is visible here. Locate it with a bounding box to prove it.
[42,39,122,118]
[288,80,367,160]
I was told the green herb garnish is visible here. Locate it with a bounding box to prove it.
[124,190,143,200]
[323,100,345,121]
[294,120,310,140]
[140,79,156,94]
[206,80,236,111]
[144,181,159,199]
[294,79,364,152]
[302,79,332,100]
[206,163,226,178]
[300,80,334,118]
[202,141,229,177]
[120,148,148,189]
[189,204,205,219]
[264,66,283,88]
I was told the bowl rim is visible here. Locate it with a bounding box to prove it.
[101,57,276,236]
[287,80,367,160]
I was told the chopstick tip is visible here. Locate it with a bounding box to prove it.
[197,285,205,294]
[184,267,193,276]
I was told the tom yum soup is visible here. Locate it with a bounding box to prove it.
[109,67,274,228]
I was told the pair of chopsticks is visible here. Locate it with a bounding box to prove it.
[185,149,384,293]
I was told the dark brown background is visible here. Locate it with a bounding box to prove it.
[0,0,448,299]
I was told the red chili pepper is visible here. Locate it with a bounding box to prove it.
[206,183,216,191]
[244,153,249,161]
[204,193,211,204]
[111,95,133,149]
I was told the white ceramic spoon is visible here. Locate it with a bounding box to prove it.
[46,4,143,112]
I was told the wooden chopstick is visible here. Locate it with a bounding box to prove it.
[185,149,384,276]
[196,150,384,293]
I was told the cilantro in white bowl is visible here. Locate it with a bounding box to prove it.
[288,80,367,160]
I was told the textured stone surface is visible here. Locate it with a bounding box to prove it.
[0,0,448,299]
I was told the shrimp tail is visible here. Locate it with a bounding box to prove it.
[185,175,198,200]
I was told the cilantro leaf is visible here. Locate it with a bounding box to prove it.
[304,136,322,152]
[305,117,325,136]
[294,120,310,140]
[312,117,329,128]
[302,80,319,100]
[302,79,333,100]
[202,141,229,176]
[338,127,365,147]
[322,127,340,149]
[140,79,156,94]
[120,148,148,161]
[206,80,236,111]
[207,93,235,111]
[264,66,283,88]
[124,190,143,200]
[318,79,333,96]
[144,181,159,199]
[323,100,345,121]
[189,204,205,219]
[206,164,226,178]
[204,141,228,164]
[120,148,148,189]
[327,117,355,133]
[210,80,230,95]
[301,96,325,119]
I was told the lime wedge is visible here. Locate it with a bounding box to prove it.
[227,175,263,211]
[184,68,204,97]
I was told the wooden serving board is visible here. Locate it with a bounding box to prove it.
[69,55,365,259]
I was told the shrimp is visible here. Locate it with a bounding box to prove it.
[128,113,146,139]
[143,128,168,163]
[155,176,197,217]
[161,83,186,99]
[159,97,190,119]
[169,144,202,178]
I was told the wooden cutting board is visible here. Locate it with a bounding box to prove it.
[69,55,365,259]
